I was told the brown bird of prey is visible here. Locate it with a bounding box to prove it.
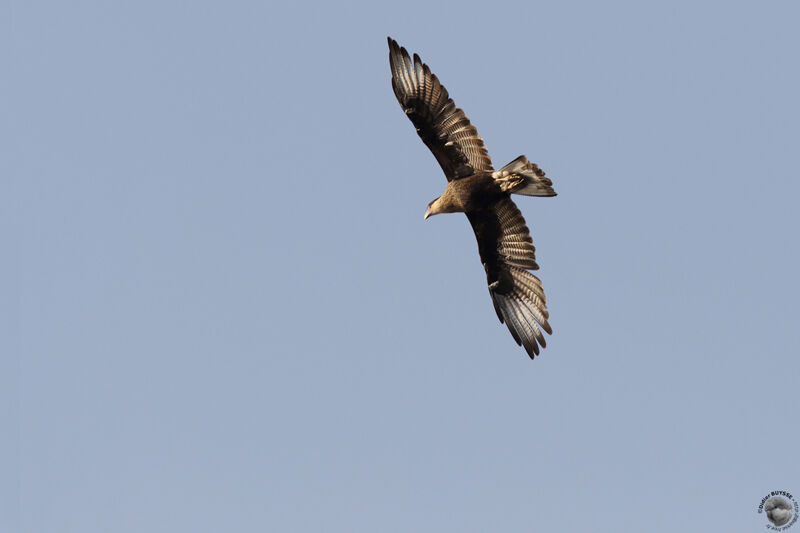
[388,37,556,358]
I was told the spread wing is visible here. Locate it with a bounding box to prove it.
[466,197,552,358]
[388,37,493,181]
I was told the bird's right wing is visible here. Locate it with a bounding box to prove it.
[388,37,493,181]
[466,197,552,358]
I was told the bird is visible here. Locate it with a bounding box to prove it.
[387,37,556,359]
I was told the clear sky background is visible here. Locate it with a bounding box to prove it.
[7,0,800,531]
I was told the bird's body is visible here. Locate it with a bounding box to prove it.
[388,37,556,358]
[429,173,503,214]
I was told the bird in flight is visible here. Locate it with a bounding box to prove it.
[388,37,556,359]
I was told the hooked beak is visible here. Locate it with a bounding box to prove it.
[424,205,432,220]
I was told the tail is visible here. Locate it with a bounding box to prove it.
[491,155,556,197]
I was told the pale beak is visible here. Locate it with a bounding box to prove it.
[424,205,431,220]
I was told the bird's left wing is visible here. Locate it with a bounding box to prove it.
[466,197,552,357]
[388,37,493,181]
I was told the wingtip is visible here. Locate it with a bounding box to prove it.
[387,37,411,59]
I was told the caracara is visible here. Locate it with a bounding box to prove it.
[388,37,557,358]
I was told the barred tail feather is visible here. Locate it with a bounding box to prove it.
[492,155,556,197]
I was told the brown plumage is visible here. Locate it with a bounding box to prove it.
[388,37,557,359]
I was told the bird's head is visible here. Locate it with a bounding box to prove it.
[424,195,458,220]
[424,198,440,220]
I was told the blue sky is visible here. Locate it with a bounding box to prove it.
[7,0,800,531]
